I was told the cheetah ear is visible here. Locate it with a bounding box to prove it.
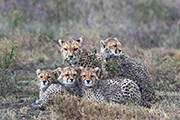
[53,67,63,77]
[117,42,122,50]
[78,66,84,75]
[75,37,83,44]
[58,39,64,48]
[36,69,41,76]
[114,38,122,49]
[114,38,121,45]
[78,66,84,71]
[100,40,106,48]
[94,67,100,77]
[75,67,82,75]
[114,38,118,41]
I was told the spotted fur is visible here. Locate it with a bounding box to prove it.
[100,37,155,103]
[59,38,83,64]
[31,67,81,109]
[57,67,82,97]
[31,84,70,109]
[100,37,122,58]
[79,67,143,106]
[58,38,102,69]
[36,69,60,98]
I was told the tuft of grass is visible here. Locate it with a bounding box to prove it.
[125,47,180,92]
[0,44,18,97]
[53,95,180,119]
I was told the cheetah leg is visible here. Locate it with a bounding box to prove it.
[31,84,66,109]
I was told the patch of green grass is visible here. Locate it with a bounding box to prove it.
[93,47,98,54]
[0,44,18,97]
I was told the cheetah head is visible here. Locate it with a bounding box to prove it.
[79,67,101,87]
[58,38,83,64]
[100,37,122,58]
[57,67,79,86]
[36,69,59,90]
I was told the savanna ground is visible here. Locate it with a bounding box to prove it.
[0,0,180,119]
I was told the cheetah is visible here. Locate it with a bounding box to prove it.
[58,38,83,65]
[31,67,81,109]
[57,67,82,97]
[32,67,148,108]
[36,68,59,98]
[79,67,143,106]
[58,38,102,69]
[100,37,155,103]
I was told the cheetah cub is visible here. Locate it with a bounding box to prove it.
[79,67,142,105]
[58,38,102,69]
[36,68,59,98]
[57,67,82,97]
[100,37,155,103]
[31,67,81,109]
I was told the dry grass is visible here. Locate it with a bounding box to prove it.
[0,0,180,119]
[53,95,180,119]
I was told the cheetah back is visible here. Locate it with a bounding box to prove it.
[103,54,155,103]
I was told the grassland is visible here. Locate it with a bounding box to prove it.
[0,0,180,119]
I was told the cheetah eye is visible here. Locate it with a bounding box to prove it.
[91,75,94,78]
[74,48,78,51]
[47,76,51,79]
[83,75,86,78]
[113,45,117,47]
[76,39,80,43]
[73,74,76,77]
[65,74,69,77]
[64,48,68,51]
[40,76,43,78]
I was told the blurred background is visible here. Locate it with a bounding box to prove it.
[0,0,180,119]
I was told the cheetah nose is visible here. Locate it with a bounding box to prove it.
[115,49,122,54]
[70,79,74,82]
[68,55,73,58]
[43,81,46,84]
[105,48,109,52]
[86,80,90,83]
